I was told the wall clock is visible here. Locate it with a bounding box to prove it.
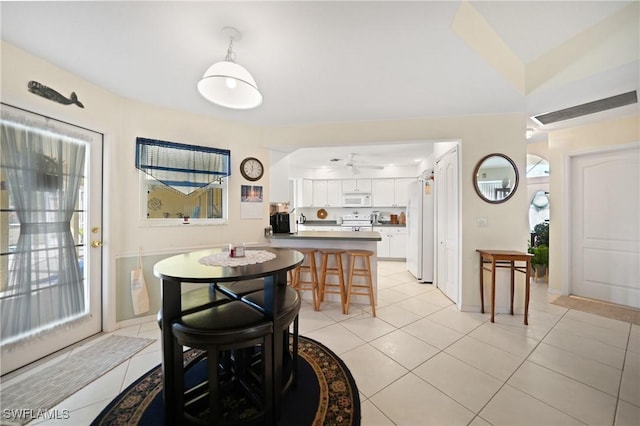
[240,157,264,181]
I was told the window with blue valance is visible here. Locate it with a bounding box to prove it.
[135,137,231,195]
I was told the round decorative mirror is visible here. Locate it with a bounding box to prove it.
[473,153,519,203]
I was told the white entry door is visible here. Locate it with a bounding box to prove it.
[0,105,103,374]
[569,144,640,308]
[435,147,460,304]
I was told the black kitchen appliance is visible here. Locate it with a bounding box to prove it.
[270,212,291,234]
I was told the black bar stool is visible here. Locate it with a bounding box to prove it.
[180,285,232,314]
[217,278,265,299]
[171,301,274,425]
[157,285,232,329]
[241,285,301,391]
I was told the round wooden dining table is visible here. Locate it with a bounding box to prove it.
[153,246,303,424]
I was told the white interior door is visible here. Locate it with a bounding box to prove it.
[569,144,640,308]
[435,147,460,304]
[0,105,103,374]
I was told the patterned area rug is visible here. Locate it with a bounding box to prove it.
[92,335,360,425]
[552,295,640,325]
[1,335,155,425]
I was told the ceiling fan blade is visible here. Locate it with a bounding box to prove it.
[351,164,360,174]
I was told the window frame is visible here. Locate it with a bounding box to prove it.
[139,174,229,226]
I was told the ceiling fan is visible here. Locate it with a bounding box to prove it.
[329,153,384,174]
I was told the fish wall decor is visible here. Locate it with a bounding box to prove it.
[27,81,84,108]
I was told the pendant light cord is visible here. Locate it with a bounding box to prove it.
[225,38,236,62]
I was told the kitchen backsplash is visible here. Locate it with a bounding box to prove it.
[295,207,407,223]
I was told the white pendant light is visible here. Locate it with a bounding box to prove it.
[197,27,263,110]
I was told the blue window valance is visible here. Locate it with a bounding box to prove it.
[135,137,231,195]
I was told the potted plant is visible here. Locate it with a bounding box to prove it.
[32,152,60,191]
[531,244,549,279]
[529,222,549,280]
[533,222,549,246]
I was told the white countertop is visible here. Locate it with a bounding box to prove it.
[270,231,382,241]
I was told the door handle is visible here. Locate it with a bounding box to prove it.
[91,240,103,248]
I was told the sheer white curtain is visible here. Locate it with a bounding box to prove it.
[0,111,87,344]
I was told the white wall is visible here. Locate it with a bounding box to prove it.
[1,41,272,328]
[263,115,529,312]
[269,149,291,203]
[116,100,268,249]
[547,114,640,295]
[2,40,530,326]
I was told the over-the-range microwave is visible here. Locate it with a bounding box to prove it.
[342,192,372,207]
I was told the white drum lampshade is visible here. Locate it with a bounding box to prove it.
[197,27,263,110]
[197,61,262,109]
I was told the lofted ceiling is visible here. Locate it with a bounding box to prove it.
[1,1,638,169]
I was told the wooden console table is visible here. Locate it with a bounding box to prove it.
[477,249,533,325]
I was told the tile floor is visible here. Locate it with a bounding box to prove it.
[4,260,639,425]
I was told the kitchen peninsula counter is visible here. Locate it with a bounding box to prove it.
[271,230,381,241]
[270,231,381,306]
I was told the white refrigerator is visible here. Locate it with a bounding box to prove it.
[406,178,434,283]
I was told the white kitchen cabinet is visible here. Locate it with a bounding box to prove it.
[328,181,342,206]
[312,180,342,207]
[374,227,390,257]
[342,179,372,193]
[311,180,326,207]
[372,179,395,206]
[374,226,407,259]
[295,179,313,207]
[372,178,413,207]
[389,227,407,258]
[393,178,413,207]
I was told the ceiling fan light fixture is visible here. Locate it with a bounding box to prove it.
[197,27,263,110]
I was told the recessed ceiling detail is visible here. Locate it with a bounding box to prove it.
[451,1,525,94]
[531,91,638,125]
[1,2,637,127]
